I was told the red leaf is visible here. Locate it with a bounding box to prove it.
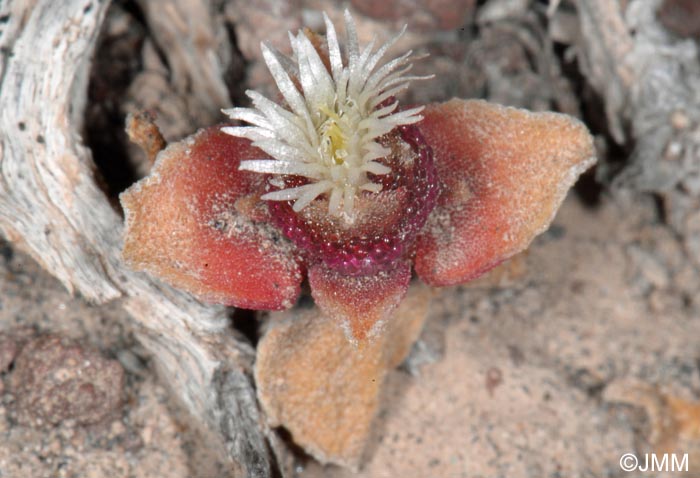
[308,262,412,342]
[415,99,595,286]
[120,126,302,309]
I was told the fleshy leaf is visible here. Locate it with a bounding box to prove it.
[255,284,433,468]
[415,99,596,286]
[120,126,302,309]
[308,261,412,341]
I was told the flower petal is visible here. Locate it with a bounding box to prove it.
[308,262,412,342]
[415,99,596,286]
[120,126,302,309]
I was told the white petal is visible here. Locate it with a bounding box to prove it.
[222,107,272,129]
[254,139,309,163]
[222,126,275,141]
[261,43,314,128]
[344,9,360,69]
[261,189,303,201]
[266,45,299,79]
[386,106,425,123]
[381,74,434,90]
[343,185,355,219]
[362,121,394,138]
[335,69,350,104]
[348,36,376,97]
[292,181,334,211]
[297,33,335,111]
[247,91,314,149]
[369,83,411,109]
[365,24,406,73]
[371,101,399,118]
[360,182,382,192]
[364,50,413,92]
[328,187,342,215]
[240,160,324,178]
[362,143,391,161]
[288,31,300,60]
[323,12,344,82]
[362,161,391,175]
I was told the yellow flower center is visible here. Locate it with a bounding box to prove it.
[319,105,348,166]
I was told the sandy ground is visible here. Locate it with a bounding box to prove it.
[0,238,232,478]
[304,193,700,477]
[2,191,699,477]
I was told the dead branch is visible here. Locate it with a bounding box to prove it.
[0,1,274,476]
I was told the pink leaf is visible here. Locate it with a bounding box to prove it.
[308,262,412,341]
[120,126,302,309]
[415,99,596,286]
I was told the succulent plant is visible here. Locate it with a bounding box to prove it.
[120,11,596,341]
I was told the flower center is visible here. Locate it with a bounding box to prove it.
[318,105,348,166]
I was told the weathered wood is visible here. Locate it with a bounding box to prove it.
[136,0,233,129]
[0,1,274,476]
[573,0,634,144]
[571,0,700,269]
[572,0,700,189]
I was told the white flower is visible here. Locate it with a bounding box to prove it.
[222,10,429,223]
